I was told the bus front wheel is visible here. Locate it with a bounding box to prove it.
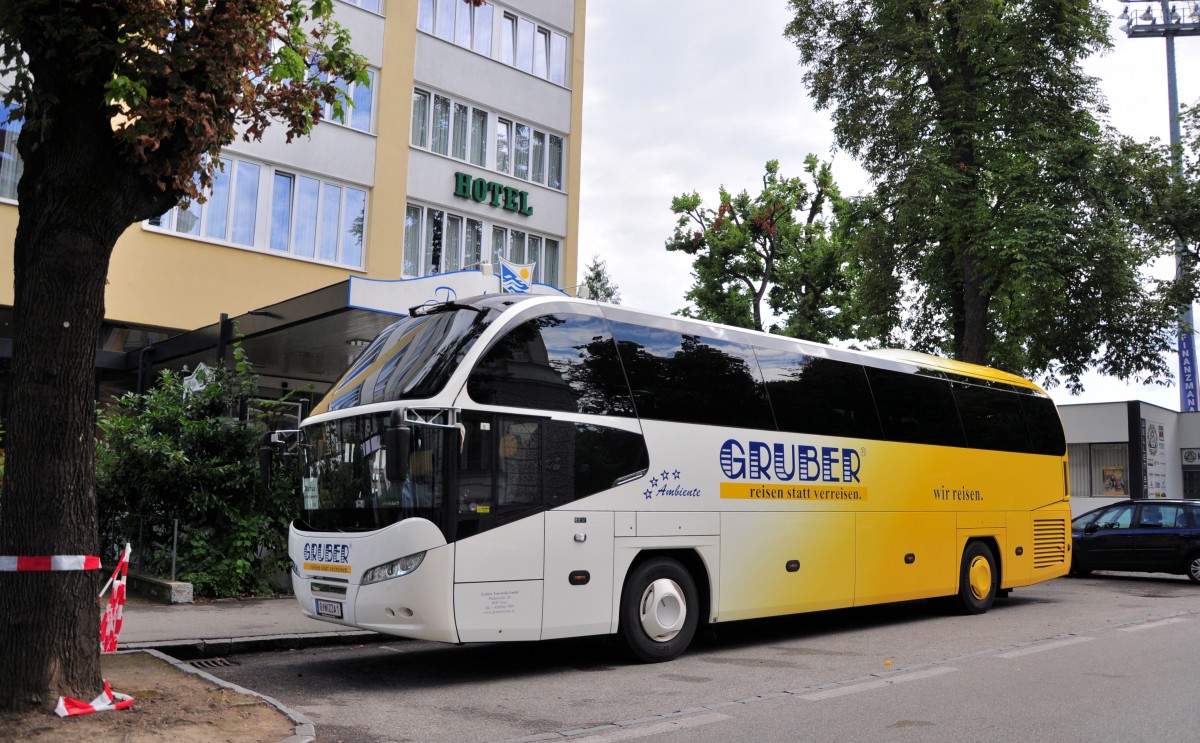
[619,557,699,663]
[954,541,998,615]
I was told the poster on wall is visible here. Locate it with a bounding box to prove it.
[1101,466,1125,496]
[1143,418,1168,499]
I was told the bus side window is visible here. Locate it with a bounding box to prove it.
[456,412,649,537]
[756,350,882,439]
[467,313,635,416]
[866,368,966,448]
[1020,394,1067,456]
[952,382,1034,454]
[610,322,773,430]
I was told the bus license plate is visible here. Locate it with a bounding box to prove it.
[315,599,343,619]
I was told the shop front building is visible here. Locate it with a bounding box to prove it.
[1060,401,1200,516]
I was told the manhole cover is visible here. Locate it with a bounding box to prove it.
[189,658,239,669]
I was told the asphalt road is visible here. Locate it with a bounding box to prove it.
[203,572,1200,743]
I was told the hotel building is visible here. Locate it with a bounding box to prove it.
[0,0,586,417]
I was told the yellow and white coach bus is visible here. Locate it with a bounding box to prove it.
[286,294,1071,662]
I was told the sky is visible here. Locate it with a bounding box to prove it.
[576,1,1200,411]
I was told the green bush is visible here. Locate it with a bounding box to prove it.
[96,347,299,597]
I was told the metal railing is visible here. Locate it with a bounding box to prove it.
[101,513,179,581]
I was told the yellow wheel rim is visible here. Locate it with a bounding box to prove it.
[968,555,992,601]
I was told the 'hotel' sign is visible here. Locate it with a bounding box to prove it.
[453,172,533,216]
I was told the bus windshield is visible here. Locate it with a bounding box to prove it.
[319,306,493,414]
[296,414,450,533]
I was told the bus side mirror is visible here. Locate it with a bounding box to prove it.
[385,411,411,483]
[258,433,274,490]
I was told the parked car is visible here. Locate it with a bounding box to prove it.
[1070,499,1200,583]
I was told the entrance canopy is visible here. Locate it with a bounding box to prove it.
[136,270,567,394]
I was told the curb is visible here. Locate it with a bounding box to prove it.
[119,629,384,660]
[129,648,317,743]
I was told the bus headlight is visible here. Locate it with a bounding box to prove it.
[361,551,426,585]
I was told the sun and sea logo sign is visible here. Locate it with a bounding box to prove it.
[718,438,867,501]
[500,256,536,293]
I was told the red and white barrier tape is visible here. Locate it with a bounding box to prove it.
[0,555,101,571]
[99,544,131,653]
[55,679,134,717]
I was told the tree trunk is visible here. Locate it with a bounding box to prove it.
[0,77,167,711]
[959,248,990,366]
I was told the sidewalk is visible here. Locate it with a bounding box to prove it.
[117,593,380,659]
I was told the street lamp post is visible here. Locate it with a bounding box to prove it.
[1118,1,1200,410]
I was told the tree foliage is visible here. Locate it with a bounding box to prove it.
[666,157,850,342]
[784,0,1189,388]
[0,0,364,711]
[96,348,300,598]
[582,254,622,304]
[0,0,367,200]
[1158,104,1200,277]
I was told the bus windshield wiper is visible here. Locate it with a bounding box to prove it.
[408,301,487,318]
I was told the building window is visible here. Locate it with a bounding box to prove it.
[407,204,560,286]
[491,224,561,284]
[495,117,511,174]
[403,204,422,276]
[548,134,563,190]
[322,68,376,133]
[431,94,452,155]
[148,154,367,269]
[470,108,488,167]
[338,0,381,14]
[451,102,468,160]
[414,88,494,170]
[1068,442,1130,498]
[412,88,564,191]
[514,123,530,180]
[420,0,492,55]
[1,103,23,202]
[499,11,567,85]
[411,89,429,147]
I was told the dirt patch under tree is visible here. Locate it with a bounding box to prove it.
[0,651,297,743]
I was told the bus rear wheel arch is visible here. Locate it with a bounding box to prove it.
[619,556,700,663]
[954,540,999,614]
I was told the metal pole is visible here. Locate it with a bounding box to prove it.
[1133,0,1200,410]
[171,518,178,582]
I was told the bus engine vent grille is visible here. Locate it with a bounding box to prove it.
[1032,518,1067,568]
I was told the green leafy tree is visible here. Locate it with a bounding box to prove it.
[582,254,622,304]
[0,0,366,711]
[1156,104,1200,277]
[666,157,850,342]
[785,0,1188,387]
[96,347,299,599]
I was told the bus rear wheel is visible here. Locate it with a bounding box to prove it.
[619,557,699,663]
[954,541,998,615]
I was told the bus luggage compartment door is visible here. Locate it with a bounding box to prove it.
[542,511,615,640]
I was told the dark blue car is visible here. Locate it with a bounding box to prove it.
[1070,500,1200,583]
